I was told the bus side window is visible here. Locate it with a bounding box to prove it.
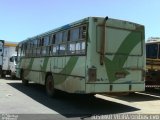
[41,47,46,56]
[37,38,41,47]
[67,30,70,41]
[55,32,63,44]
[44,36,50,46]
[36,47,41,56]
[41,36,49,56]
[59,44,66,55]
[32,39,37,57]
[75,41,85,54]
[67,43,76,55]
[51,34,56,44]
[76,42,81,54]
[26,41,30,57]
[18,45,21,58]
[20,43,25,57]
[41,38,44,46]
[62,31,68,42]
[80,25,87,39]
[70,28,79,41]
[33,39,37,47]
[52,45,59,56]
[20,46,22,57]
[30,41,34,57]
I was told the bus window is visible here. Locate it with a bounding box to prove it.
[41,38,44,46]
[37,38,41,47]
[59,44,66,55]
[62,31,68,42]
[46,46,51,56]
[36,47,41,56]
[52,45,59,55]
[81,41,85,54]
[76,42,86,54]
[33,39,37,47]
[76,42,81,54]
[51,34,56,44]
[30,41,34,48]
[44,36,50,46]
[79,25,87,39]
[21,44,26,57]
[41,47,46,56]
[67,43,76,55]
[70,28,79,41]
[146,44,158,59]
[17,46,21,62]
[67,30,70,41]
[55,32,63,44]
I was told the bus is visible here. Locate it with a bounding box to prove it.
[146,39,160,88]
[16,17,145,97]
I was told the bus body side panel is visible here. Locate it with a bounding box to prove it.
[18,58,40,83]
[53,56,86,93]
[16,19,88,94]
[85,17,145,93]
[18,56,87,93]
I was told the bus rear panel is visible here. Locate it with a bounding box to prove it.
[85,17,145,93]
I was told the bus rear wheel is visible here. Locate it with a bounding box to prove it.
[46,75,56,97]
[21,71,28,86]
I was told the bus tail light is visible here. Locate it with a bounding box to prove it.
[88,68,97,82]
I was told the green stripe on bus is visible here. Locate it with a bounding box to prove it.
[104,31,142,83]
[28,58,34,69]
[24,58,34,77]
[40,57,49,71]
[54,56,78,85]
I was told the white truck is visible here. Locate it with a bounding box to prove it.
[0,41,18,79]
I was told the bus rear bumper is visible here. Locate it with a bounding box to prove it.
[86,83,145,94]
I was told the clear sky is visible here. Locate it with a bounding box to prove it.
[0,0,159,42]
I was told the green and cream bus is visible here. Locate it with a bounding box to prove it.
[16,17,145,97]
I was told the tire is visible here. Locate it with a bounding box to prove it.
[46,75,56,97]
[21,71,28,86]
